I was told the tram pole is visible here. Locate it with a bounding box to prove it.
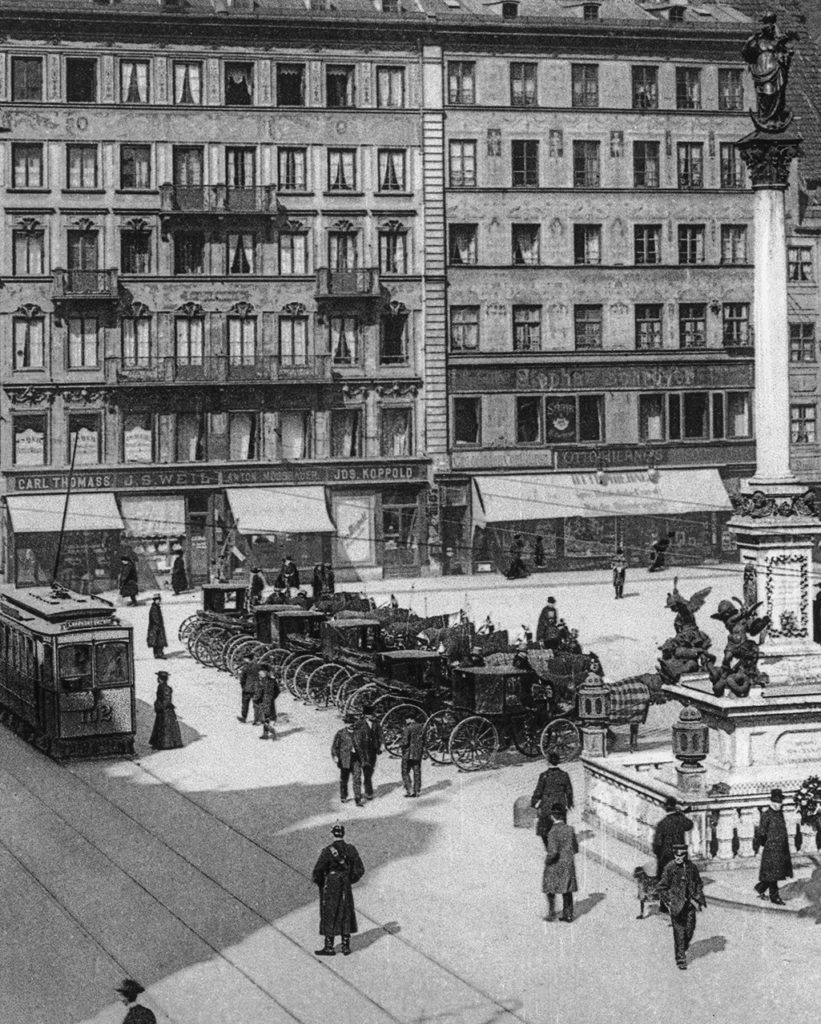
[52,428,80,587]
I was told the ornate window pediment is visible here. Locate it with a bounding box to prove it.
[386,300,409,318]
[229,301,255,318]
[177,301,204,318]
[281,301,307,316]
[380,219,407,234]
[74,217,97,233]
[17,217,41,235]
[332,218,356,233]
[123,217,151,233]
[15,303,44,320]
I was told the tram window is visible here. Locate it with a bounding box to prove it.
[95,642,129,685]
[58,643,93,692]
[42,644,54,687]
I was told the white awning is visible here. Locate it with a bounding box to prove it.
[473,469,732,523]
[119,495,187,537]
[226,486,336,535]
[5,493,125,534]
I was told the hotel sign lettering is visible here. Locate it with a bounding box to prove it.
[8,461,428,494]
[449,363,754,393]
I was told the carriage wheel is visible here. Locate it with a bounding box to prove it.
[327,665,353,706]
[192,628,221,667]
[372,693,401,718]
[295,658,327,704]
[381,702,426,757]
[305,663,340,707]
[344,682,380,719]
[540,718,582,763]
[185,622,207,656]
[334,672,364,711]
[286,655,321,701]
[225,633,256,675]
[449,716,499,772]
[423,709,459,764]
[178,614,199,643]
[511,715,543,758]
[280,653,308,698]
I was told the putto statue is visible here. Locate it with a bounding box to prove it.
[741,12,799,132]
[706,598,771,698]
[657,579,715,685]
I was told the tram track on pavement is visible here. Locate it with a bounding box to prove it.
[0,736,533,1024]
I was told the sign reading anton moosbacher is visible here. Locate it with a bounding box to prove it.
[7,460,429,493]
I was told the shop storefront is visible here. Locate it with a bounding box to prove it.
[2,458,431,586]
[469,469,735,572]
[3,493,125,593]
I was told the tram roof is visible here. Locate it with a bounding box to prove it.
[0,585,118,626]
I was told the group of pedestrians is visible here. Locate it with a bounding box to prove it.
[237,654,281,740]
[330,706,426,804]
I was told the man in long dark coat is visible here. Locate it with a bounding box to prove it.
[353,705,383,801]
[283,555,300,592]
[657,844,706,970]
[254,667,280,740]
[400,714,426,797]
[652,796,694,908]
[118,556,139,606]
[531,752,574,848]
[313,824,365,956]
[542,805,579,922]
[237,654,259,723]
[146,594,167,659]
[754,787,792,904]
[249,566,266,606]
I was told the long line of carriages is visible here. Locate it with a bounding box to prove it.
[180,583,658,770]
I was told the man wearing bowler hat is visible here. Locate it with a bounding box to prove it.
[332,716,363,805]
[116,979,156,1024]
[652,796,694,910]
[657,844,706,970]
[353,704,383,801]
[754,787,792,905]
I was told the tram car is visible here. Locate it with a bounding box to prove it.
[0,585,136,758]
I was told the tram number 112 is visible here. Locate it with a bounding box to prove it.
[80,704,113,725]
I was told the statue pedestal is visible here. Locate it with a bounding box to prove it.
[581,724,608,758]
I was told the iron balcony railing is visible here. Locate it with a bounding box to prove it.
[52,269,119,299]
[315,267,381,299]
[105,354,332,384]
[159,184,282,215]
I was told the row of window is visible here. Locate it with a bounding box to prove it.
[449,303,755,352]
[452,391,753,447]
[449,139,746,190]
[452,223,753,268]
[447,62,743,111]
[12,225,412,277]
[10,56,409,109]
[8,55,744,112]
[10,143,413,195]
[10,406,415,467]
[11,312,409,371]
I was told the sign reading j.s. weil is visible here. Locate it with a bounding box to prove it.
[8,460,429,494]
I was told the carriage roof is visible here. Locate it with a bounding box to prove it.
[379,650,445,663]
[270,608,326,620]
[328,617,381,629]
[203,582,248,593]
[457,665,533,679]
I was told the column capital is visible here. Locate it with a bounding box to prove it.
[737,128,803,189]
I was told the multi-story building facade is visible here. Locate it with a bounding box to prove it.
[0,0,774,588]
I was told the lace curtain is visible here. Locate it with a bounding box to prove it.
[175,63,202,105]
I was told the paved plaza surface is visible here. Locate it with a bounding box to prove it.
[4,565,821,1024]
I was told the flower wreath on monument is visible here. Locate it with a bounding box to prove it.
[795,776,821,841]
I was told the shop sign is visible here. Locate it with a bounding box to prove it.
[545,398,576,443]
[14,428,45,466]
[449,363,754,394]
[123,425,153,464]
[8,460,429,493]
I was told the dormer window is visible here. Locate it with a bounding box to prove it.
[669,5,685,21]
[502,1,519,18]
[382,0,400,11]
[583,3,600,19]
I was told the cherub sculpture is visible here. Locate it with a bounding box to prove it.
[707,598,771,697]
[657,578,715,685]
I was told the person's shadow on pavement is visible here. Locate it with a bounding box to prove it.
[349,921,401,953]
[574,892,606,919]
[687,935,728,961]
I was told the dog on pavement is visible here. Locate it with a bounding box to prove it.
[633,867,662,919]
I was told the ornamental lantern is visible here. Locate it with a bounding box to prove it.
[672,705,709,766]
[577,672,611,724]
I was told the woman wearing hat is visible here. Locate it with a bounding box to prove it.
[312,824,365,957]
[116,979,156,1024]
[149,671,183,750]
[753,788,792,904]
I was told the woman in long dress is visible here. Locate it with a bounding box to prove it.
[149,672,183,750]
